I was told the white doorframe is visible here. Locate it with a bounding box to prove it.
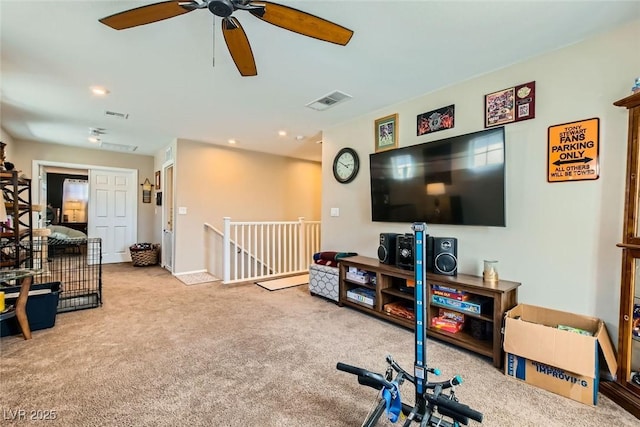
[32,159,138,249]
[161,160,174,272]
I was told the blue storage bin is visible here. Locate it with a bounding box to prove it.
[0,281,61,337]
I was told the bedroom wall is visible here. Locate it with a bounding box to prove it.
[321,19,640,341]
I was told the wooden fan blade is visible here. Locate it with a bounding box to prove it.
[99,1,197,30]
[222,17,257,77]
[249,1,353,46]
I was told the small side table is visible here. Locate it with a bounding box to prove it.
[0,269,40,340]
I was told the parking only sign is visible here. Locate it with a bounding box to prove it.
[548,118,599,182]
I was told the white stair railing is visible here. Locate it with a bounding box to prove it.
[204,217,321,284]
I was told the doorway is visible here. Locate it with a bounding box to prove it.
[33,160,138,264]
[46,171,89,233]
[161,162,174,272]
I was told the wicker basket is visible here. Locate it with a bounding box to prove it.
[129,244,159,267]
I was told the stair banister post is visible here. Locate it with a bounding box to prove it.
[298,217,306,271]
[223,217,231,283]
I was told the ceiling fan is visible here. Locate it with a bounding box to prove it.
[99,0,354,76]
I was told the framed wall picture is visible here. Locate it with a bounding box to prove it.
[417,104,455,136]
[485,87,516,127]
[485,81,536,128]
[141,178,152,203]
[374,113,398,152]
[142,189,152,204]
[155,170,161,190]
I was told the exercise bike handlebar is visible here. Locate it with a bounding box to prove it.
[336,362,396,390]
[386,355,416,384]
[337,360,483,424]
[386,355,461,391]
[430,394,483,423]
[337,361,462,392]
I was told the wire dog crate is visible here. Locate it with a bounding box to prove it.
[0,238,103,313]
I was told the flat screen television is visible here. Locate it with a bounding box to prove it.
[369,127,506,226]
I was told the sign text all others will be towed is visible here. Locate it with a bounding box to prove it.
[547,118,600,183]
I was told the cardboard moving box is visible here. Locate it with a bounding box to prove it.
[503,304,617,406]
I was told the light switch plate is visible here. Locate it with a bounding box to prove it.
[330,207,339,217]
[178,207,188,215]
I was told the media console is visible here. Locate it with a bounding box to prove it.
[339,255,521,368]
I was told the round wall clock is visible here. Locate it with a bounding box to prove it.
[333,147,360,184]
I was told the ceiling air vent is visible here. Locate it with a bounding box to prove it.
[104,110,129,119]
[305,90,352,111]
[100,142,138,152]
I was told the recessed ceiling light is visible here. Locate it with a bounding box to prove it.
[228,139,237,144]
[278,130,287,137]
[88,136,100,143]
[295,135,305,141]
[90,86,110,96]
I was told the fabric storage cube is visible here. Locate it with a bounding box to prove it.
[309,264,339,302]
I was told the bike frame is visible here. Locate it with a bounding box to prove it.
[412,222,428,416]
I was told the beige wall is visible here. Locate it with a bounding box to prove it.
[322,19,640,341]
[282,160,323,219]
[10,139,155,242]
[1,127,15,160]
[169,139,321,274]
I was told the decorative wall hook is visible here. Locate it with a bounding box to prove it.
[141,178,154,203]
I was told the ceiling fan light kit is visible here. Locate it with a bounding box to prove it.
[99,0,353,76]
[90,86,110,96]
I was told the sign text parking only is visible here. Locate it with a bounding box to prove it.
[547,118,599,182]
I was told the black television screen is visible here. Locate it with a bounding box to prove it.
[369,127,505,226]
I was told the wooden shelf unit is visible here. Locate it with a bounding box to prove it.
[0,171,33,268]
[339,255,521,368]
[600,91,640,419]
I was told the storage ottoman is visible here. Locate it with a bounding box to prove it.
[308,264,339,302]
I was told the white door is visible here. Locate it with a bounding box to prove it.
[162,163,174,272]
[89,169,137,264]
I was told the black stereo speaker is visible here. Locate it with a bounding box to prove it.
[378,233,399,264]
[426,235,435,272]
[395,234,414,270]
[433,237,458,276]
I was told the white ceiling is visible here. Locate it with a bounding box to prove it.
[2,1,639,162]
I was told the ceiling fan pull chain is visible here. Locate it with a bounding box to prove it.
[212,17,216,68]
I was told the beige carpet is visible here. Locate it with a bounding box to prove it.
[0,264,637,426]
[256,273,309,291]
